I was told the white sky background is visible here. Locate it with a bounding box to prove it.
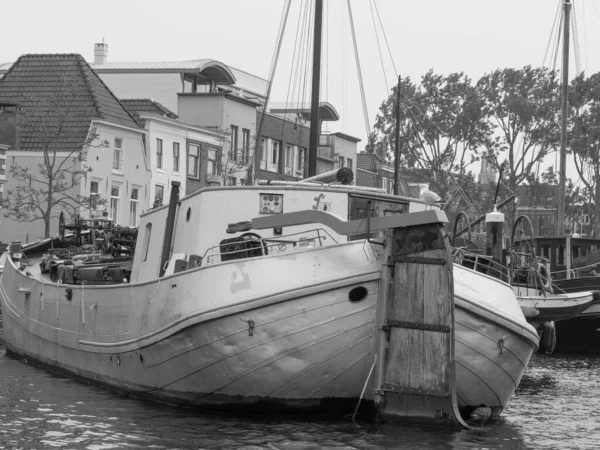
[2,0,600,181]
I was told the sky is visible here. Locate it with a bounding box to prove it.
[2,0,600,178]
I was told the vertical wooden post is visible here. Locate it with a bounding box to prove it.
[486,207,504,264]
[377,220,468,427]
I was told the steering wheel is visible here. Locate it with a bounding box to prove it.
[240,232,268,257]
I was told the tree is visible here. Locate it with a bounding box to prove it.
[368,71,494,196]
[568,72,600,237]
[213,126,257,186]
[0,92,109,238]
[477,66,561,220]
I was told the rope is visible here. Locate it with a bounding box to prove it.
[369,0,388,93]
[352,354,377,421]
[346,0,371,138]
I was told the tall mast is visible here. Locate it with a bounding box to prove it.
[307,0,323,178]
[557,0,571,236]
[393,75,401,195]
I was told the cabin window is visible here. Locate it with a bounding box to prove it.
[130,187,139,227]
[188,144,200,178]
[142,223,152,262]
[230,125,239,161]
[173,142,180,172]
[347,157,353,172]
[110,185,120,223]
[156,138,163,169]
[112,138,123,172]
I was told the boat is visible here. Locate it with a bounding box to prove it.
[0,0,538,427]
[0,181,539,425]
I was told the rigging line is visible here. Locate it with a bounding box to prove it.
[582,0,589,73]
[552,9,563,72]
[346,0,371,139]
[256,0,292,176]
[573,5,583,75]
[281,0,306,151]
[369,0,388,93]
[543,0,562,67]
[373,0,398,78]
[300,0,314,109]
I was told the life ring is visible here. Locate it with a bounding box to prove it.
[537,263,551,290]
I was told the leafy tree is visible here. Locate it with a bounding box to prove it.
[477,66,560,217]
[368,71,494,197]
[568,72,600,237]
[0,92,108,238]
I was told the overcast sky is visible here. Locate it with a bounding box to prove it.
[2,0,599,173]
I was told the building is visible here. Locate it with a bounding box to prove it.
[0,54,149,242]
[89,43,268,115]
[0,143,6,201]
[122,100,228,198]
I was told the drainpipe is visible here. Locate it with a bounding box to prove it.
[160,181,181,277]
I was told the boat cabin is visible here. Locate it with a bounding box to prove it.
[131,184,429,283]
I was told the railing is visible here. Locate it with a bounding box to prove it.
[452,247,551,292]
[201,228,339,266]
[452,247,510,283]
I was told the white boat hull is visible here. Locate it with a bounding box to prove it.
[454,265,539,416]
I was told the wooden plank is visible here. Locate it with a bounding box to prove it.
[379,222,463,425]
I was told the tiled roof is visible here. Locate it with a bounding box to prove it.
[0,54,140,153]
[121,99,178,120]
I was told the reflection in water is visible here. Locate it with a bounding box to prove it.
[2,345,600,448]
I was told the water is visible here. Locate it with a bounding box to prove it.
[2,325,600,450]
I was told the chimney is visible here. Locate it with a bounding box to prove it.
[94,42,108,65]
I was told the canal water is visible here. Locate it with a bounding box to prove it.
[1,317,600,449]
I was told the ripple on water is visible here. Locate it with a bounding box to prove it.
[2,347,600,449]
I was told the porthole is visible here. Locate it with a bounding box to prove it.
[349,286,368,302]
[186,207,192,222]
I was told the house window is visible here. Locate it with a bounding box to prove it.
[228,176,236,186]
[285,145,294,175]
[173,142,180,172]
[338,155,345,168]
[208,148,217,175]
[297,147,306,177]
[156,138,163,169]
[154,184,164,208]
[90,180,99,209]
[113,138,123,171]
[260,138,267,170]
[230,125,239,161]
[188,143,199,178]
[347,158,353,172]
[142,223,152,262]
[271,140,279,165]
[110,185,120,223]
[267,140,280,173]
[242,128,250,163]
[130,187,139,227]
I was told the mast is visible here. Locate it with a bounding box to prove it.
[557,0,571,237]
[307,0,323,178]
[393,75,401,195]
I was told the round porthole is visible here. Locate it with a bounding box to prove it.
[186,207,192,222]
[349,286,368,302]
